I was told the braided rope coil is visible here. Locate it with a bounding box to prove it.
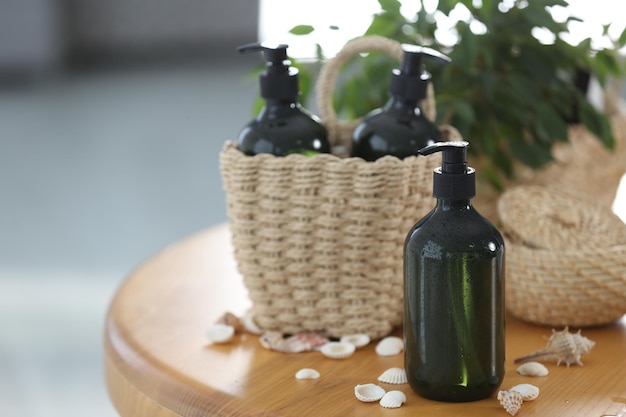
[498,185,626,327]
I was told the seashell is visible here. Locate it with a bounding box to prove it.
[340,333,371,348]
[375,336,404,356]
[498,389,524,416]
[295,368,320,380]
[320,341,356,359]
[354,383,386,402]
[377,367,408,385]
[215,312,244,333]
[206,323,235,344]
[514,326,595,367]
[516,361,549,377]
[510,383,540,401]
[259,331,330,353]
[242,311,263,335]
[379,390,407,408]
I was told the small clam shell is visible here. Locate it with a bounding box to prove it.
[377,367,408,385]
[516,361,549,377]
[375,336,404,356]
[340,333,371,348]
[242,312,263,335]
[206,324,235,344]
[498,389,523,416]
[510,383,539,401]
[260,331,329,353]
[320,341,356,359]
[354,383,386,402]
[379,390,406,408]
[215,312,244,333]
[295,368,320,380]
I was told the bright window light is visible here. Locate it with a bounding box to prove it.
[259,0,626,59]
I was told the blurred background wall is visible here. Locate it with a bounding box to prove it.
[0,0,259,75]
[0,1,260,416]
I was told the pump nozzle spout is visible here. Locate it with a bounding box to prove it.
[419,141,468,174]
[419,141,475,199]
[400,45,451,76]
[238,42,289,67]
[389,44,450,102]
[237,41,299,101]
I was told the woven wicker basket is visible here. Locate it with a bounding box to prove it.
[498,185,626,327]
[220,36,449,339]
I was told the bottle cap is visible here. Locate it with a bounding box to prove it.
[419,141,476,199]
[389,45,450,102]
[238,42,299,100]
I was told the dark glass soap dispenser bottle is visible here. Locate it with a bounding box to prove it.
[236,42,330,156]
[404,141,505,402]
[351,45,450,161]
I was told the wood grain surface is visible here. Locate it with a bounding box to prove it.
[104,223,626,417]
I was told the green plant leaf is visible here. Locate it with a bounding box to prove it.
[289,25,315,35]
[578,98,615,149]
[378,0,402,17]
[366,13,402,37]
[509,140,553,169]
[435,0,458,15]
[618,26,626,48]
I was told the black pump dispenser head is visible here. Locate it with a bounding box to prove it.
[238,42,299,101]
[389,45,450,102]
[419,141,476,199]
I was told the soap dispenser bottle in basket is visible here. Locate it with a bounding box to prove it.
[404,141,505,402]
[236,42,330,156]
[351,45,450,161]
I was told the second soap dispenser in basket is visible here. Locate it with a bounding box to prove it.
[351,45,450,161]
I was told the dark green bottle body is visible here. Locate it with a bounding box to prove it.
[237,99,330,156]
[351,98,441,161]
[404,199,505,402]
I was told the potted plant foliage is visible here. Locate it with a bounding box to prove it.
[287,0,626,188]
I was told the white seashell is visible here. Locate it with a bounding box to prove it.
[206,324,235,344]
[242,312,263,335]
[320,341,356,359]
[516,361,549,377]
[498,389,523,416]
[215,312,244,333]
[379,390,407,408]
[375,336,404,356]
[514,326,595,367]
[295,368,320,380]
[340,333,371,348]
[354,383,386,402]
[510,383,539,401]
[377,367,408,385]
[260,331,329,353]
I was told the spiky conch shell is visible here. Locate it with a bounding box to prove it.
[514,326,595,367]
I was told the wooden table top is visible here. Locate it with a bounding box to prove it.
[104,223,626,417]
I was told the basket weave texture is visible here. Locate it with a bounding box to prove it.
[220,36,442,339]
[498,185,626,327]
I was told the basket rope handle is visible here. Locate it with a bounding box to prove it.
[315,35,437,148]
